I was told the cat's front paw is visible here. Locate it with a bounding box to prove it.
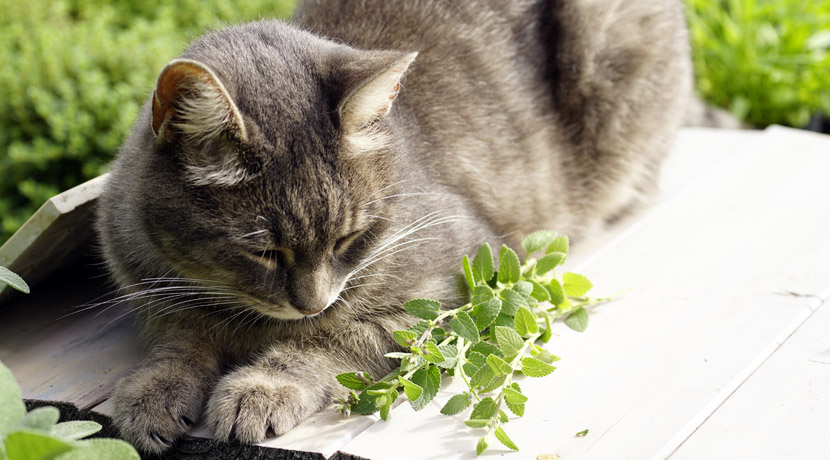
[205,366,321,443]
[112,362,206,454]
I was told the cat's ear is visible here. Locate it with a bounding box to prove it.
[151,59,247,143]
[339,51,418,132]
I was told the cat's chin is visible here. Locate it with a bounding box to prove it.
[252,305,310,321]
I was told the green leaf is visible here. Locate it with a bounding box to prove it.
[498,245,521,284]
[531,346,559,364]
[476,437,488,456]
[0,360,26,437]
[513,281,533,296]
[380,399,391,421]
[529,281,550,302]
[50,421,102,441]
[479,374,507,394]
[398,377,423,402]
[336,372,372,391]
[546,235,569,256]
[449,312,480,344]
[493,326,524,357]
[5,430,74,460]
[392,330,417,348]
[535,252,566,275]
[0,266,30,294]
[547,279,565,306]
[521,230,558,257]
[514,307,538,337]
[462,255,475,291]
[470,397,498,420]
[410,366,441,411]
[403,298,441,321]
[423,341,446,364]
[465,419,489,429]
[436,344,458,369]
[471,285,495,305]
[499,289,527,317]
[470,341,503,359]
[562,272,593,297]
[471,243,494,285]
[440,393,471,416]
[540,312,553,343]
[505,399,525,417]
[469,363,496,389]
[494,427,520,451]
[502,387,528,404]
[498,410,509,424]
[486,354,513,376]
[521,357,557,378]
[56,438,140,459]
[564,307,590,332]
[472,298,502,330]
[19,406,60,431]
[575,429,589,437]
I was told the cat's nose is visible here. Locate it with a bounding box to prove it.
[289,265,331,315]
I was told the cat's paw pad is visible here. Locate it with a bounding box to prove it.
[112,365,204,454]
[206,369,314,444]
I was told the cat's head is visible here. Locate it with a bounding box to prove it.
[132,22,417,320]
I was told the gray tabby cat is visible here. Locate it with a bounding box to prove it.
[96,0,693,453]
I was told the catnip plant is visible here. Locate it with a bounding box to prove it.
[335,231,612,455]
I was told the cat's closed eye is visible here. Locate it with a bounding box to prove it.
[333,230,363,256]
[245,247,293,270]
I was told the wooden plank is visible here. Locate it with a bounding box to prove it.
[335,127,830,459]
[0,174,108,304]
[669,289,830,460]
[0,261,142,409]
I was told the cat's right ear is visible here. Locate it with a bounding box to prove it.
[151,59,247,143]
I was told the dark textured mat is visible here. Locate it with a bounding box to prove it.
[25,400,370,460]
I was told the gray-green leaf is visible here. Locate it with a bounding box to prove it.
[470,397,498,420]
[0,360,26,436]
[440,393,471,416]
[51,421,102,441]
[411,366,441,411]
[336,372,372,391]
[514,307,538,337]
[0,266,30,294]
[498,245,521,284]
[547,279,565,306]
[471,243,495,285]
[494,326,524,357]
[521,230,558,257]
[564,307,589,332]
[486,354,513,376]
[392,330,417,348]
[546,235,569,256]
[423,341,446,364]
[403,298,441,321]
[19,406,60,431]
[501,387,528,404]
[450,312,480,344]
[535,252,566,275]
[472,298,502,330]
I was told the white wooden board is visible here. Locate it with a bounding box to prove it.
[2,127,828,460]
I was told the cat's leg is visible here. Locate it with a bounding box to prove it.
[112,335,221,454]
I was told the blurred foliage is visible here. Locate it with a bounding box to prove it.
[686,0,830,127]
[0,0,296,244]
[1,0,828,244]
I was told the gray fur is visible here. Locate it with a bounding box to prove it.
[96,0,693,453]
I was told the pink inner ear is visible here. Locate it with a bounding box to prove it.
[151,62,211,136]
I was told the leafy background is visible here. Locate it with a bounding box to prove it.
[0,0,828,245]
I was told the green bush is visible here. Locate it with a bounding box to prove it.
[0,0,296,245]
[686,0,830,127]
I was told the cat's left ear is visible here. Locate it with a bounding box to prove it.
[339,51,418,132]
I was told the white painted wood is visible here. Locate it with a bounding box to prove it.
[4,127,829,460]
[335,127,830,459]
[670,288,830,460]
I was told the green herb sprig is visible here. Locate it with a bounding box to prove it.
[335,231,613,455]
